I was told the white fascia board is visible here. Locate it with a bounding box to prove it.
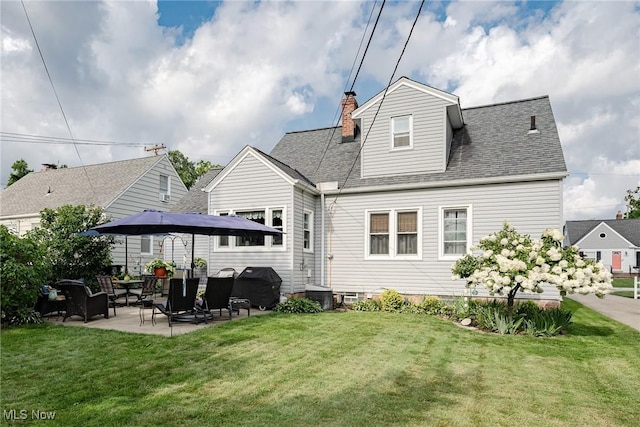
[319,171,569,195]
[352,77,460,119]
[575,222,635,248]
[204,146,298,192]
[0,213,41,220]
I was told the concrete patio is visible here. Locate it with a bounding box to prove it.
[43,301,271,336]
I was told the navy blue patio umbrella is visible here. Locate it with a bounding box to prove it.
[88,210,283,275]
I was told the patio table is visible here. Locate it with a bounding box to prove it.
[113,280,144,306]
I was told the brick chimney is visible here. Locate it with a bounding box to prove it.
[341,91,358,142]
[616,210,623,220]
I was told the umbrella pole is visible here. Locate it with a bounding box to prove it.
[125,236,128,275]
[190,234,195,278]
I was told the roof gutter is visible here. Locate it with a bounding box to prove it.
[320,171,569,196]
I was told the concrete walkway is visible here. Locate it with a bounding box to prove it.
[44,303,271,337]
[566,293,640,332]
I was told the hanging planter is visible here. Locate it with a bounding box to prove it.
[145,259,174,278]
[154,267,167,278]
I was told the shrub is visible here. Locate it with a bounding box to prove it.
[0,226,50,325]
[380,289,404,312]
[523,308,572,337]
[351,299,381,312]
[273,298,322,314]
[418,296,443,315]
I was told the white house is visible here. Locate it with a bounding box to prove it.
[0,156,187,273]
[565,215,640,274]
[192,77,568,302]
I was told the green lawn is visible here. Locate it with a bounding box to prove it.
[1,299,639,427]
[612,278,638,288]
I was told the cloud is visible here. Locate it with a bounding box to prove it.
[1,0,638,223]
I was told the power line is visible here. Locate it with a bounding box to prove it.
[331,0,426,204]
[20,0,97,196]
[0,132,149,147]
[312,0,384,177]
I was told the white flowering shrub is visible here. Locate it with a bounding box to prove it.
[451,221,613,311]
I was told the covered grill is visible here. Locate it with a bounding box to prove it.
[232,267,282,310]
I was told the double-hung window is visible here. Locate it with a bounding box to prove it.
[272,209,283,247]
[159,174,170,201]
[440,206,471,259]
[303,210,313,252]
[391,115,412,149]
[141,235,153,255]
[367,209,421,258]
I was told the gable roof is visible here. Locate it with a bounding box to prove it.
[352,77,464,129]
[269,95,567,191]
[565,219,640,247]
[171,167,223,214]
[0,156,164,217]
[205,146,316,193]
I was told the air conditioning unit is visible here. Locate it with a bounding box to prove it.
[159,193,171,202]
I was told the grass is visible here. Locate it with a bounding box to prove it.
[1,300,639,427]
[612,278,639,298]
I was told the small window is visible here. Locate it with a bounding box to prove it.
[272,209,283,246]
[159,174,170,201]
[370,213,390,255]
[218,212,229,247]
[141,235,153,255]
[303,211,313,251]
[599,232,606,238]
[442,208,468,256]
[391,115,412,149]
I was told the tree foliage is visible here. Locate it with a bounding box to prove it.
[7,158,33,186]
[28,205,114,289]
[167,150,220,189]
[0,225,50,324]
[452,221,613,316]
[624,186,640,219]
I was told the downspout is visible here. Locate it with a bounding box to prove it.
[321,192,325,287]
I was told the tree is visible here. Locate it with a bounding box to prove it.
[624,186,640,219]
[0,225,50,325]
[6,158,33,186]
[168,150,220,189]
[452,221,613,317]
[28,205,114,290]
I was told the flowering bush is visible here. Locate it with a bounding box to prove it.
[452,221,613,312]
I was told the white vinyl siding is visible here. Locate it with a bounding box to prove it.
[360,84,452,178]
[323,179,563,298]
[207,152,294,292]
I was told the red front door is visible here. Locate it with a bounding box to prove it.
[612,251,622,271]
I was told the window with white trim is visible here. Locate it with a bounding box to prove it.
[272,209,283,246]
[441,207,469,258]
[141,235,153,255]
[303,210,313,251]
[215,208,285,250]
[391,115,412,149]
[367,209,421,258]
[159,174,170,201]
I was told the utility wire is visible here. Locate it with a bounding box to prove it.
[332,0,426,203]
[20,0,97,196]
[311,0,385,178]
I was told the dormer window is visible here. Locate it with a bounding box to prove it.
[391,115,413,149]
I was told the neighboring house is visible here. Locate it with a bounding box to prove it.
[0,156,188,273]
[200,77,568,301]
[565,213,640,274]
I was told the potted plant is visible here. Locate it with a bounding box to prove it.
[193,257,207,278]
[144,259,175,278]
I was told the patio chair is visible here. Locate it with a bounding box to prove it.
[57,280,109,323]
[97,275,128,316]
[153,278,199,326]
[197,276,235,323]
[129,275,156,305]
[216,268,237,278]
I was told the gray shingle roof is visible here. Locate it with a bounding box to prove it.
[269,95,567,190]
[0,156,163,217]
[171,168,223,214]
[565,219,640,247]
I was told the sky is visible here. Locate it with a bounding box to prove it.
[1,0,638,222]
